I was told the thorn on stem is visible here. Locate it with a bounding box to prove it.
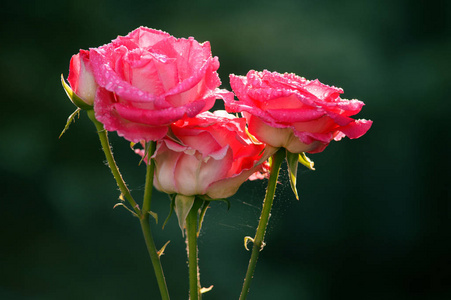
[200,285,214,294]
[259,241,266,252]
[244,236,254,251]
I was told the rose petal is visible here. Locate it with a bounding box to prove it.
[94,88,168,142]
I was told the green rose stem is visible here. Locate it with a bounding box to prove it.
[87,110,140,214]
[140,141,170,300]
[186,198,203,300]
[239,148,286,300]
[87,110,170,300]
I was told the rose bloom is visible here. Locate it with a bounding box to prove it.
[67,49,97,106]
[225,70,373,154]
[136,111,268,199]
[90,26,231,142]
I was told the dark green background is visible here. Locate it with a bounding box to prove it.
[1,0,450,299]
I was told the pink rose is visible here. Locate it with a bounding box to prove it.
[225,70,373,154]
[136,111,267,199]
[90,26,231,142]
[67,49,97,106]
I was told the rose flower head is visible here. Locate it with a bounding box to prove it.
[90,26,232,142]
[225,70,373,154]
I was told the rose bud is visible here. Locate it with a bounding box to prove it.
[66,49,97,107]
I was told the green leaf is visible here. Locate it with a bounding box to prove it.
[59,108,81,138]
[299,152,315,170]
[174,194,196,235]
[286,150,300,200]
[61,74,93,110]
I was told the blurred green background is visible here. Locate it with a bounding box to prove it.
[1,0,450,299]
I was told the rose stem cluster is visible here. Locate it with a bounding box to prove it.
[62,26,372,300]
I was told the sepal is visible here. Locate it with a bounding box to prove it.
[299,152,315,170]
[59,108,81,138]
[198,194,231,210]
[286,151,316,200]
[163,194,229,236]
[61,74,93,110]
[197,200,210,237]
[174,194,196,235]
[286,150,300,200]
